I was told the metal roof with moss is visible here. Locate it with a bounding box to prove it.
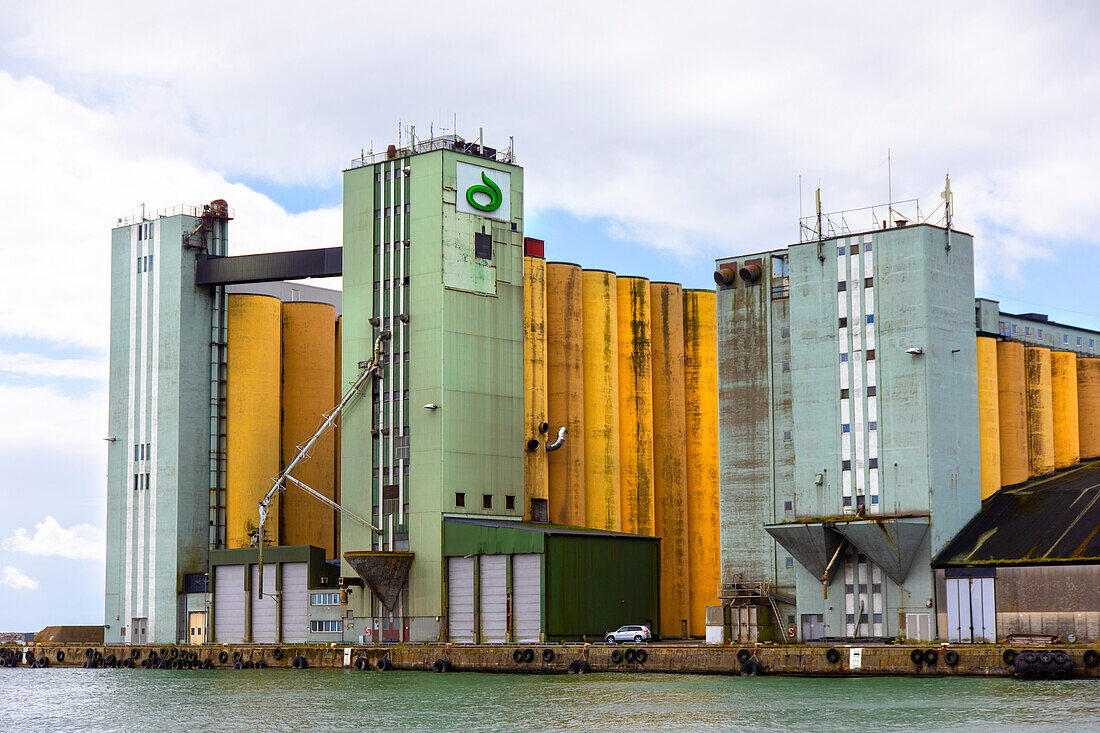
[933,460,1100,567]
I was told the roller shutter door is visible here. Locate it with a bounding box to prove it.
[512,554,542,643]
[280,562,309,642]
[480,555,508,643]
[213,565,246,643]
[251,564,278,643]
[447,557,475,643]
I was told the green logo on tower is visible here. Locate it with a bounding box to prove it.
[457,162,510,221]
[465,171,502,212]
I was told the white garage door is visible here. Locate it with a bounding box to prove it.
[480,555,508,643]
[447,557,476,643]
[214,565,246,643]
[280,562,309,643]
[251,564,278,643]
[512,554,542,643]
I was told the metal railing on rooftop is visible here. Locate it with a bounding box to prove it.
[116,203,236,227]
[350,135,516,169]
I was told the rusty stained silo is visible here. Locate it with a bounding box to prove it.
[1050,350,1080,470]
[1024,346,1055,478]
[280,301,337,557]
[996,341,1029,487]
[1078,358,1100,459]
[545,262,586,526]
[582,269,622,532]
[523,255,550,520]
[650,282,690,638]
[225,294,282,549]
[976,336,1001,498]
[683,289,719,637]
[616,276,655,535]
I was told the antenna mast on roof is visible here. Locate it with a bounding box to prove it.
[887,148,893,223]
[942,173,953,252]
[816,188,825,261]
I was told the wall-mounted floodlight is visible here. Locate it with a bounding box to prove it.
[398,313,410,324]
[423,403,439,410]
[368,316,381,327]
[906,347,924,356]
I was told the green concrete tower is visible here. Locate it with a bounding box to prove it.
[340,138,524,641]
[716,222,980,642]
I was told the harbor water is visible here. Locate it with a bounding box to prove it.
[2,669,1099,731]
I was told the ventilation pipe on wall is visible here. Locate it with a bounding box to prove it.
[545,426,567,452]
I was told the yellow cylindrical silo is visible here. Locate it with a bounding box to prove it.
[683,289,719,638]
[524,255,550,521]
[976,336,1001,499]
[582,269,621,532]
[1025,346,1055,478]
[1078,358,1100,460]
[225,294,282,549]
[280,301,337,557]
[651,282,689,638]
[997,341,1028,486]
[1051,350,1080,470]
[546,262,586,526]
[616,276,654,535]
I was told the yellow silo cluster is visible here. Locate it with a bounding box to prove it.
[224,293,340,558]
[524,255,720,637]
[976,335,1100,498]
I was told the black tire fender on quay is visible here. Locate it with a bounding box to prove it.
[611,649,623,664]
[1002,649,1017,665]
[85,648,95,659]
[1083,650,1100,668]
[944,650,960,667]
[635,649,648,664]
[923,649,938,665]
[376,658,392,671]
[736,649,752,664]
[203,659,213,669]
[910,649,924,665]
[37,657,51,668]
[542,649,555,663]
[433,658,452,673]
[825,648,841,664]
[513,649,525,664]
[55,650,65,663]
[354,657,369,671]
[123,658,134,668]
[272,648,284,660]
[568,659,590,674]
[218,651,229,664]
[739,660,765,676]
[293,656,308,670]
[523,648,535,663]
[624,648,637,663]
[105,654,117,666]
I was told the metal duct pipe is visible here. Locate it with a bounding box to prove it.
[713,269,735,286]
[738,263,763,283]
[545,426,567,452]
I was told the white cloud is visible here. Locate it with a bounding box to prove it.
[2,516,105,561]
[0,351,106,380]
[1,566,40,591]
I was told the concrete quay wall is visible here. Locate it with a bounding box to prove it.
[4,643,1099,677]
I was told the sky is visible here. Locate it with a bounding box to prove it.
[1,2,1099,631]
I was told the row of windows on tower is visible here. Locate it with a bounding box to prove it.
[842,458,879,470]
[136,254,154,273]
[838,316,874,326]
[455,493,516,511]
[840,350,875,363]
[375,204,411,218]
[374,278,410,290]
[133,473,151,491]
[133,443,151,460]
[838,243,873,256]
[838,278,873,292]
[136,223,154,241]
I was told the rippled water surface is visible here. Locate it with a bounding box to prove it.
[3,668,1099,732]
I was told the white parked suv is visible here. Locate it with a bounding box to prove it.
[605,625,651,644]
